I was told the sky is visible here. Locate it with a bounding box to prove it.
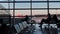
[0,0,60,8]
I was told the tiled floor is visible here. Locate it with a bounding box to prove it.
[34,24,42,34]
[34,29,42,34]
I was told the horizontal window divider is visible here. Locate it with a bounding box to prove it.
[0,8,60,10]
[0,14,60,17]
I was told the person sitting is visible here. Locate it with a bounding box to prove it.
[51,15,58,24]
[39,19,46,31]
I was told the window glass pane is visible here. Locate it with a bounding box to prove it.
[15,0,30,1]
[0,3,8,9]
[15,10,30,18]
[0,0,8,1]
[32,0,47,1]
[10,3,13,8]
[15,0,60,1]
[49,0,60,1]
[10,0,13,1]
[32,10,47,15]
[32,10,47,23]
[0,0,13,1]
[49,9,60,14]
[0,3,13,9]
[15,3,30,8]
[49,2,60,8]
[10,10,13,16]
[0,10,9,14]
[32,3,47,8]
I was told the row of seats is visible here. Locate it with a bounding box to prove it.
[42,24,57,28]
[42,24,58,34]
[13,21,35,34]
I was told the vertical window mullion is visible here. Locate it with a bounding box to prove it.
[13,0,15,24]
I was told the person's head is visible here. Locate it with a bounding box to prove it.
[25,15,28,17]
[24,15,29,21]
[53,14,57,19]
[53,14,57,17]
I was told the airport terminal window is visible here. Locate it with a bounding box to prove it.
[32,10,47,15]
[15,3,30,8]
[32,0,47,1]
[10,3,13,8]
[0,0,60,34]
[0,3,8,9]
[15,0,30,1]
[15,10,30,17]
[0,0,13,1]
[10,10,13,16]
[0,0,60,23]
[0,0,8,1]
[49,2,60,8]
[32,3,47,8]
[49,9,60,14]
[49,0,60,1]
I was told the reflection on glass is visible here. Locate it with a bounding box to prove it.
[0,3,8,8]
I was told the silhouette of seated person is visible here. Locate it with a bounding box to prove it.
[52,15,60,28]
[0,19,9,34]
[39,14,51,30]
[23,15,31,24]
[46,14,51,24]
[39,19,46,30]
[51,15,58,24]
[40,14,51,24]
[24,15,29,21]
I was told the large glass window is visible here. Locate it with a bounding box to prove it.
[32,10,47,15]
[49,2,60,8]
[0,0,60,33]
[32,0,47,1]
[10,3,13,8]
[15,3,30,8]
[49,0,60,1]
[32,3,47,8]
[0,0,13,1]
[15,10,30,16]
[0,0,60,24]
[15,0,30,1]
[0,0,8,1]
[10,10,13,16]
[0,3,8,8]
[49,9,60,14]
